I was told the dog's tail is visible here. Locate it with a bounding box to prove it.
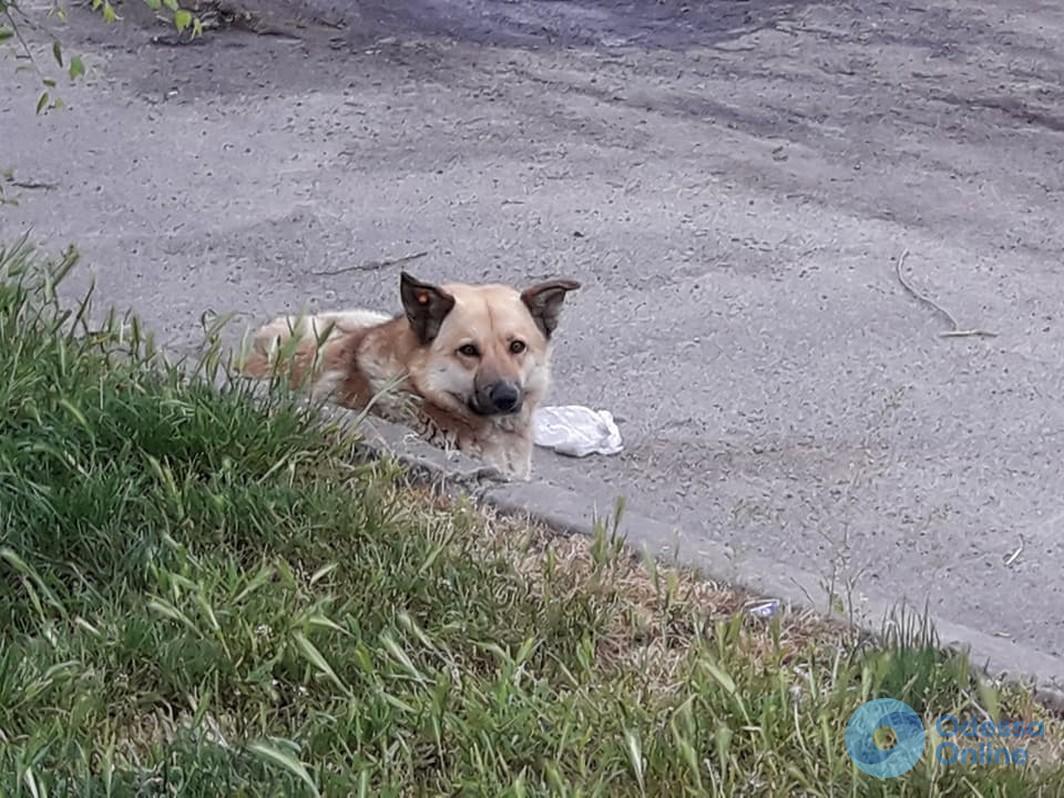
[241,310,389,388]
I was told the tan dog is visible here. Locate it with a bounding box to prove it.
[242,272,580,479]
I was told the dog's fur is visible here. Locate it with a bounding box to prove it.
[242,272,580,479]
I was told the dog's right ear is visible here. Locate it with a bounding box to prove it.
[400,272,456,344]
[521,278,581,339]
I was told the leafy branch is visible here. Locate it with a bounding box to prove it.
[0,0,202,113]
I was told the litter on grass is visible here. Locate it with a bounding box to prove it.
[533,405,623,458]
[744,598,782,620]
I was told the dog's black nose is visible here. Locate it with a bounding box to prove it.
[489,382,521,413]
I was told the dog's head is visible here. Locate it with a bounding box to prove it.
[400,271,580,420]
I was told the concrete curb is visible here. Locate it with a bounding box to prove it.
[328,407,1064,715]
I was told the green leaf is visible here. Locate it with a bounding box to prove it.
[42,78,56,88]
[174,8,191,32]
[52,40,63,67]
[308,563,337,585]
[247,741,320,797]
[702,658,737,696]
[624,729,646,797]
[291,631,348,693]
[0,27,14,43]
[102,2,118,22]
[36,91,50,115]
[69,56,85,80]
[162,0,178,11]
[976,677,1001,724]
[144,0,162,8]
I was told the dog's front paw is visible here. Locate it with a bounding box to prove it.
[509,462,533,482]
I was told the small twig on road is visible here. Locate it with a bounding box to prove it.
[311,250,428,277]
[1003,536,1025,569]
[894,250,997,338]
[10,180,57,190]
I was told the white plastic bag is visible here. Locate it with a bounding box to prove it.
[532,405,623,458]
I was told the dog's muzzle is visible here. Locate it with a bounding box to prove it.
[471,380,522,416]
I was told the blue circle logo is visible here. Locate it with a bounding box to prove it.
[845,698,926,778]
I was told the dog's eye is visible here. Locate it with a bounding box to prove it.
[509,340,526,354]
[457,344,479,357]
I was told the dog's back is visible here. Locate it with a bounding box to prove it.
[242,309,391,388]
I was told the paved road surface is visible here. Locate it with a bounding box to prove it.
[3,0,1062,666]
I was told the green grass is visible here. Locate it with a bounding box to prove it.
[0,238,1062,796]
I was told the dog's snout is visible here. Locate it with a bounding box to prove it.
[488,381,521,413]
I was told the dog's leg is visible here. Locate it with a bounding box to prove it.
[477,432,532,481]
[513,434,533,481]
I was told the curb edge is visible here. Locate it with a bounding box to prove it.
[342,410,1064,715]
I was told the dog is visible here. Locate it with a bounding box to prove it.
[242,271,580,479]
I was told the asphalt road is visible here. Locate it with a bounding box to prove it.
[3,0,1062,665]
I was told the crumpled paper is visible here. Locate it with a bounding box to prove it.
[532,405,624,458]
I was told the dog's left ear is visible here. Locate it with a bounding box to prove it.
[401,272,456,344]
[521,279,581,339]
